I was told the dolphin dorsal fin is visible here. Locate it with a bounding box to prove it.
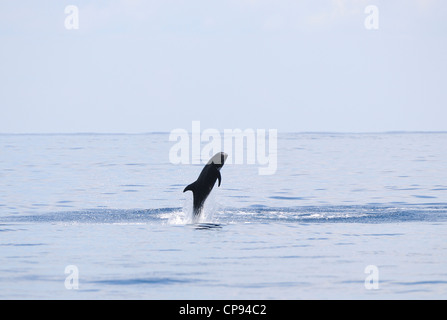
[183,182,197,193]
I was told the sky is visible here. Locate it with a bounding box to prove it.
[0,0,446,133]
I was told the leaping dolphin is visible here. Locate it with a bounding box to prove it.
[183,152,228,217]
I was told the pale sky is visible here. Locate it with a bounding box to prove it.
[0,0,446,133]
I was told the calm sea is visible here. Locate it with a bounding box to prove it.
[1,133,447,299]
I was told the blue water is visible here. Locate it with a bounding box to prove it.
[1,133,447,299]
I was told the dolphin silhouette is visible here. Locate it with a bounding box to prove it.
[183,152,228,217]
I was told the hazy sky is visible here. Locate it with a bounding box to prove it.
[0,0,446,133]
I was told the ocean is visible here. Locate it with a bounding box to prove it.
[1,132,447,299]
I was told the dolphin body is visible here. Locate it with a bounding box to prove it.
[183,152,228,217]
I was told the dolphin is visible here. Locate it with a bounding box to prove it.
[183,152,228,217]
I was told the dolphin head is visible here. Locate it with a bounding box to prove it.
[208,152,228,168]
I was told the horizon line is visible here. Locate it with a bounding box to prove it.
[1,130,447,135]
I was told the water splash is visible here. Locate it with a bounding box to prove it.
[2,204,447,225]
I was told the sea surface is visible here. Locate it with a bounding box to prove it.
[1,132,447,299]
